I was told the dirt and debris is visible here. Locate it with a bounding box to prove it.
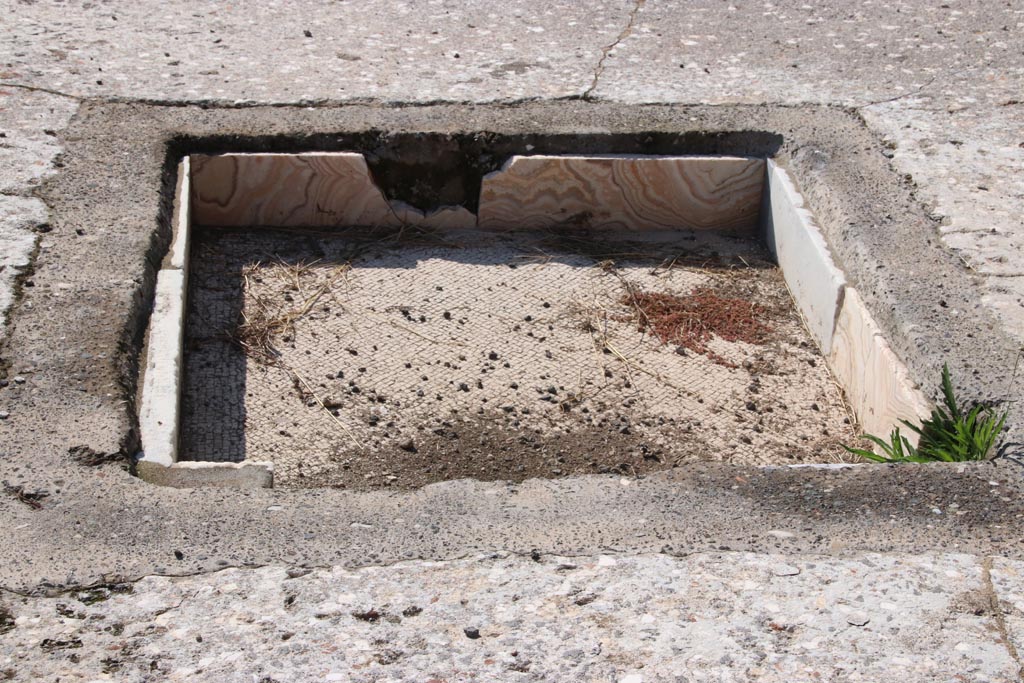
[67,444,122,467]
[2,481,48,509]
[179,228,857,487]
[39,638,83,653]
[351,608,381,623]
[618,286,773,366]
[73,584,134,606]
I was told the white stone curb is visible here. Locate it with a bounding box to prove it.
[764,160,932,445]
[136,157,273,488]
[138,267,184,468]
[764,160,846,355]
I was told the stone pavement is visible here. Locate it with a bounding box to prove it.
[1,1,1023,680]
[2,552,1023,682]
[3,0,1022,345]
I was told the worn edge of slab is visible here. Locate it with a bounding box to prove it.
[167,157,191,270]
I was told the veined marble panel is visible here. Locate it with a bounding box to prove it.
[191,153,404,228]
[478,155,764,233]
[829,288,932,442]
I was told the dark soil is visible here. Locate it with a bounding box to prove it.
[293,410,717,490]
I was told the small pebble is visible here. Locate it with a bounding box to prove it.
[773,564,801,577]
[845,610,870,627]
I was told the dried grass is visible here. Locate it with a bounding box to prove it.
[619,286,772,366]
[233,260,350,363]
[230,260,359,445]
[532,229,773,272]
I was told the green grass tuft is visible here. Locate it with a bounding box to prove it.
[844,364,1008,463]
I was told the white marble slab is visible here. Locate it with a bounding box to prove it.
[829,288,932,441]
[478,155,764,233]
[190,153,401,228]
[763,160,846,355]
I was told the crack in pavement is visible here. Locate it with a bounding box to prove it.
[0,81,586,109]
[857,63,990,109]
[983,555,1024,681]
[582,0,645,101]
[0,81,85,101]
[151,591,198,618]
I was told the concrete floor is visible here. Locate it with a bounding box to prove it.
[1,1,1023,680]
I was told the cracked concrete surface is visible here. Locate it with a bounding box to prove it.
[0,90,76,344]
[582,0,645,100]
[3,1,626,103]
[1,0,1023,679]
[587,0,1024,344]
[2,552,1023,682]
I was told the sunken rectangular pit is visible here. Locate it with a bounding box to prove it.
[137,149,931,488]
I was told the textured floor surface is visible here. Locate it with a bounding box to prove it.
[2,2,1023,680]
[181,228,855,487]
[2,551,1022,683]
